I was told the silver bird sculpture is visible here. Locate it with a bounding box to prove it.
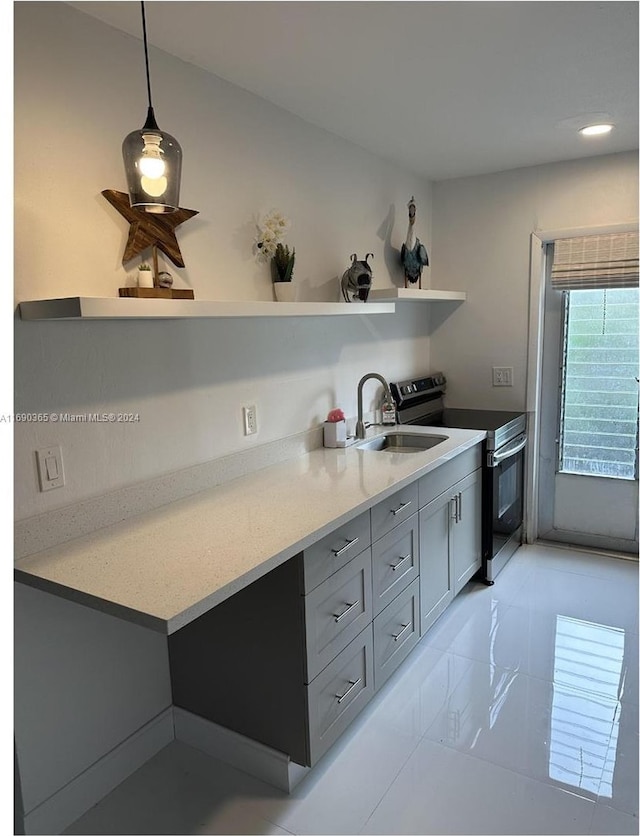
[341,253,374,302]
[400,196,429,288]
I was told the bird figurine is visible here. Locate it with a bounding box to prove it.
[400,196,429,288]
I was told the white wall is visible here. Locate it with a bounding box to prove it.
[14,2,433,521]
[430,152,639,409]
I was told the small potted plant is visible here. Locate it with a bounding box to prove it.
[271,243,296,301]
[255,209,298,302]
[137,262,154,288]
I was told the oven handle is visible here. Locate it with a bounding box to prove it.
[488,434,527,467]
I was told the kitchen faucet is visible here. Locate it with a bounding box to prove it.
[355,373,393,439]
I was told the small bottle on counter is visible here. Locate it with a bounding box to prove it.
[381,394,396,425]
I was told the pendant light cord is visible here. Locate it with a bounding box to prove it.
[139,1,160,131]
[141,1,153,110]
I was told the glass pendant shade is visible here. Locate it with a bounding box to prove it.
[122,108,182,213]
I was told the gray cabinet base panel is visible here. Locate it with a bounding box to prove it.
[173,707,310,794]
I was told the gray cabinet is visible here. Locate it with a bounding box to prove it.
[419,491,454,634]
[369,485,421,688]
[169,518,376,769]
[450,470,482,595]
[418,446,482,634]
[169,445,481,771]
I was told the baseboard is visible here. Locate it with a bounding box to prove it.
[173,707,310,793]
[22,708,174,835]
[536,538,639,561]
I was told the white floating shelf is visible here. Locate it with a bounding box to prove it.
[367,288,466,302]
[18,297,396,321]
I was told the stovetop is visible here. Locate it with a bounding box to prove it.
[439,408,526,433]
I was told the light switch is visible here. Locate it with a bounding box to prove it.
[36,445,65,491]
[45,455,58,480]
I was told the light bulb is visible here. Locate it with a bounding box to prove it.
[138,132,166,179]
[139,156,165,178]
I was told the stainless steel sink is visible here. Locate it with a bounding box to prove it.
[356,432,448,453]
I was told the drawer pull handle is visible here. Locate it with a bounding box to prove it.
[392,623,411,642]
[333,600,359,623]
[335,678,362,704]
[391,553,411,571]
[331,537,359,558]
[458,491,463,523]
[391,500,412,516]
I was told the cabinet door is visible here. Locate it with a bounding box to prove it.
[418,491,454,635]
[451,470,482,595]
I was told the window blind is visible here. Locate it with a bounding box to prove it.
[551,231,639,290]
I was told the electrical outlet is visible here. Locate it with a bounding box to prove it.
[492,366,513,387]
[243,405,258,436]
[36,445,65,491]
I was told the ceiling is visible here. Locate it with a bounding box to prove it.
[68,1,638,181]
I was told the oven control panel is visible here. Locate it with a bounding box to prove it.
[390,373,446,406]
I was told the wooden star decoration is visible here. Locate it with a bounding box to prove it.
[101,189,199,268]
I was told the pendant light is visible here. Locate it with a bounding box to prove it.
[122,1,182,213]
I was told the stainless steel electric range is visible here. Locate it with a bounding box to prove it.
[390,373,527,584]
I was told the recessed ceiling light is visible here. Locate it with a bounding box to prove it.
[579,124,614,137]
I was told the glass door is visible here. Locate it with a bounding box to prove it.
[538,254,639,553]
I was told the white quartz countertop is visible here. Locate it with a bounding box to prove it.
[14,425,485,633]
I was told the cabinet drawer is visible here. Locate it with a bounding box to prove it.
[418,445,482,508]
[307,624,374,765]
[373,577,420,690]
[304,548,373,681]
[371,514,419,616]
[302,510,371,593]
[371,482,419,542]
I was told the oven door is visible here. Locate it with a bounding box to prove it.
[485,432,526,580]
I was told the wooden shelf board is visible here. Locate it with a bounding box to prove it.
[18,297,396,321]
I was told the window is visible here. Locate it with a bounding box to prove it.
[558,288,639,480]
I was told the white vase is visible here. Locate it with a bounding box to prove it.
[273,282,298,302]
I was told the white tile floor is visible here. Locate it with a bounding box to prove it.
[65,543,639,835]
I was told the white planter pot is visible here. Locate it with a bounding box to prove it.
[273,282,298,302]
[138,270,154,288]
[323,420,347,448]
